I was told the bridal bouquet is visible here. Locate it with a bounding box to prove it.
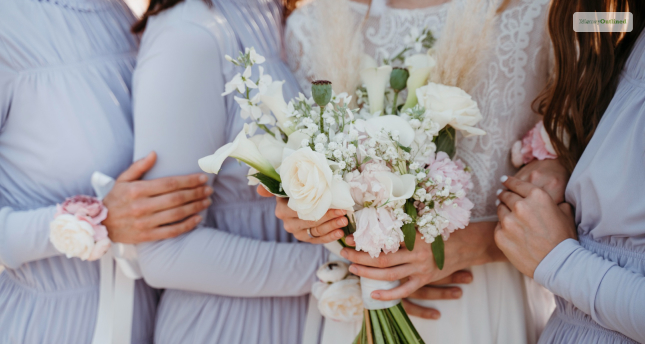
[200,43,484,343]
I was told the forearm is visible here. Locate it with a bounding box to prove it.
[137,227,327,297]
[535,239,645,342]
[0,206,60,268]
[448,221,507,272]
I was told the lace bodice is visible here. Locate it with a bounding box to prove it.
[286,0,552,219]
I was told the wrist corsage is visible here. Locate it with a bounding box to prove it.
[511,120,557,168]
[49,195,111,261]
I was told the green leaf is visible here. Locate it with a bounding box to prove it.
[431,235,445,270]
[342,213,357,236]
[435,126,457,159]
[253,173,287,197]
[402,200,417,251]
[362,156,373,164]
[397,143,412,153]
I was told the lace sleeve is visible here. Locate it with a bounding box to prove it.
[285,6,316,95]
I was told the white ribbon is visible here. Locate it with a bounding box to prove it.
[360,277,400,310]
[90,172,140,344]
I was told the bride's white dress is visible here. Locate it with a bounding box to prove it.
[286,1,555,343]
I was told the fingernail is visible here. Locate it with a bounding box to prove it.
[337,218,348,226]
[462,275,473,283]
[335,230,344,239]
[349,265,357,274]
[500,175,508,183]
[203,199,212,206]
[495,200,500,206]
[431,312,440,319]
[194,215,202,223]
[340,248,348,258]
[204,187,213,195]
[335,209,346,216]
[452,289,462,298]
[200,174,208,183]
[496,189,503,195]
[371,292,380,300]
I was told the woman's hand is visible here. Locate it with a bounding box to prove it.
[401,270,474,319]
[102,152,212,244]
[340,223,499,301]
[515,158,569,203]
[257,185,347,244]
[496,176,577,278]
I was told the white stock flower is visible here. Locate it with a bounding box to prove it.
[260,81,294,135]
[416,82,486,137]
[246,47,266,65]
[316,261,350,283]
[360,54,393,116]
[235,95,262,120]
[280,147,355,221]
[316,278,363,322]
[256,66,273,94]
[199,125,280,181]
[402,53,437,110]
[50,214,96,261]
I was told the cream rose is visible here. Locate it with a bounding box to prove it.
[317,278,364,322]
[50,214,96,260]
[280,147,355,221]
[416,82,486,137]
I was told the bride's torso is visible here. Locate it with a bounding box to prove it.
[286,0,551,219]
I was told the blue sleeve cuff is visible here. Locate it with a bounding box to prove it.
[534,238,581,287]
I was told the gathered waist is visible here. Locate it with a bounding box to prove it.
[578,233,645,272]
[551,301,638,343]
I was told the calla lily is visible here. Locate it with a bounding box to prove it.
[260,81,295,135]
[365,115,416,147]
[402,53,437,111]
[375,172,417,203]
[199,125,281,181]
[360,60,392,116]
[250,133,286,170]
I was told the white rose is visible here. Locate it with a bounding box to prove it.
[317,278,364,322]
[280,147,355,221]
[416,82,486,137]
[316,261,349,283]
[50,214,96,260]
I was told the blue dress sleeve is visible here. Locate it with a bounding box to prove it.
[535,239,645,342]
[132,19,325,297]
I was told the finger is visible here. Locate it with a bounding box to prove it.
[310,216,348,238]
[501,175,535,198]
[371,278,423,301]
[408,285,463,300]
[142,186,212,213]
[341,247,416,268]
[146,215,202,241]
[497,204,511,227]
[256,185,274,198]
[345,234,356,246]
[138,173,209,197]
[349,263,417,282]
[401,299,440,320]
[498,190,523,210]
[275,197,299,221]
[147,198,212,227]
[428,270,473,285]
[307,228,345,244]
[117,152,157,182]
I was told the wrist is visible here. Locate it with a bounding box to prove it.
[451,221,503,268]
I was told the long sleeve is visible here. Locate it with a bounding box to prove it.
[132,19,326,297]
[0,206,59,268]
[535,239,645,342]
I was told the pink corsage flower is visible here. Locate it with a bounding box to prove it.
[511,121,557,168]
[50,196,111,261]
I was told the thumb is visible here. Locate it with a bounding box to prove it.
[256,185,274,198]
[117,151,157,182]
[558,202,574,218]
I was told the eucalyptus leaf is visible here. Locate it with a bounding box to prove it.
[431,236,445,270]
[253,173,287,197]
[435,126,456,159]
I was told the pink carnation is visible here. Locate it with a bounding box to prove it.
[56,195,109,242]
[511,121,557,168]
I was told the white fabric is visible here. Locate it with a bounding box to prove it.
[360,277,400,310]
[90,172,139,344]
[287,1,555,343]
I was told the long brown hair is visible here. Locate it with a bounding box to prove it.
[133,0,304,33]
[536,0,645,171]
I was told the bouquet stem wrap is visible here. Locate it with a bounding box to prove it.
[360,277,400,310]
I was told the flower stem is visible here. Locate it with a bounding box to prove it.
[369,310,385,344]
[319,106,325,135]
[258,123,275,138]
[391,92,399,115]
[365,309,374,344]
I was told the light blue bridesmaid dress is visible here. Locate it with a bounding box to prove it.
[0,0,159,342]
[132,0,327,343]
[534,31,645,343]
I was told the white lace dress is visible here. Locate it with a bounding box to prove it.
[286,1,555,343]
